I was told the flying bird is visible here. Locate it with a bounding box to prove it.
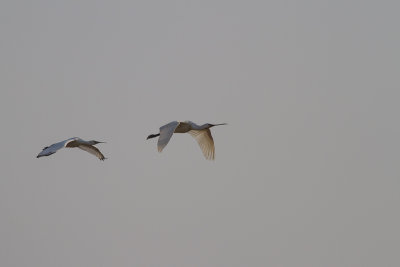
[37,137,106,160]
[147,121,226,160]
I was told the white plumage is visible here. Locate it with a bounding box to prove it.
[37,137,106,160]
[147,121,226,160]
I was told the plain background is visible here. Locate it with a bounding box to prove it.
[1,0,399,266]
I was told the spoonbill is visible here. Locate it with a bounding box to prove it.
[147,121,226,160]
[37,137,107,160]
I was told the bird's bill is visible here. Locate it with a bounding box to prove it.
[147,133,160,140]
[36,149,47,158]
[211,123,227,127]
[36,150,55,158]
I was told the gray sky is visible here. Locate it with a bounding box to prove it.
[1,0,399,266]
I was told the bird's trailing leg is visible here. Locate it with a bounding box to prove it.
[210,123,227,127]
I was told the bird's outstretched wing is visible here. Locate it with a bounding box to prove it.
[158,121,180,152]
[189,129,215,160]
[36,138,77,158]
[77,144,106,161]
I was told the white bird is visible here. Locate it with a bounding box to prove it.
[147,121,226,160]
[37,137,106,160]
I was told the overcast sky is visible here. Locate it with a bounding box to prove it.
[1,0,399,266]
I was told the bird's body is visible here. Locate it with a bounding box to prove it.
[147,121,226,160]
[37,137,106,160]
